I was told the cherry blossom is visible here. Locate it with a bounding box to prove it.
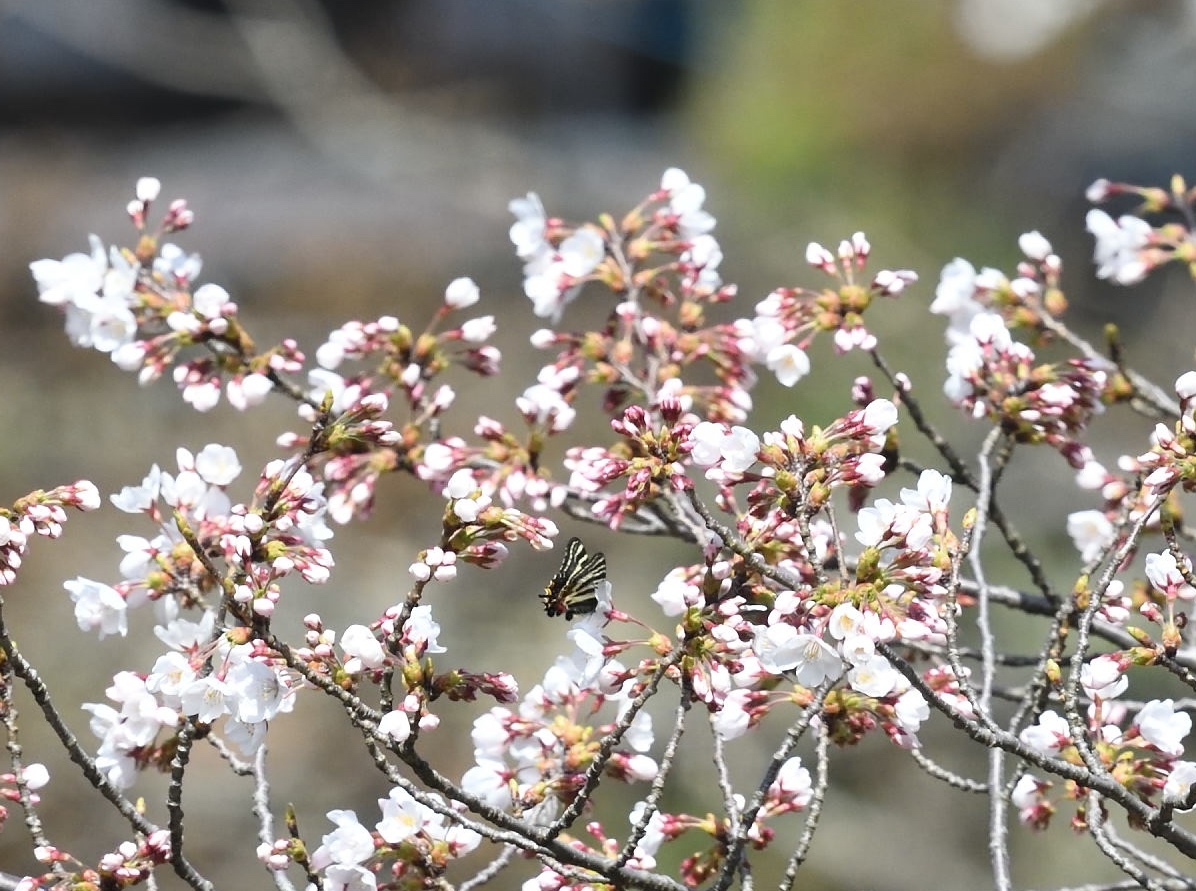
[1134,700,1192,757]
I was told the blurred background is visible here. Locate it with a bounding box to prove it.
[2,0,1196,888]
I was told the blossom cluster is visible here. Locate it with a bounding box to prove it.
[0,480,99,586]
[9,169,1196,891]
[287,787,481,890]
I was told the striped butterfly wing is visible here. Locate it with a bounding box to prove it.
[541,537,607,619]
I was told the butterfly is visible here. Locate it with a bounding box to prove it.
[541,536,607,620]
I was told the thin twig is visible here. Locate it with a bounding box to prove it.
[1063,497,1165,782]
[1085,789,1167,891]
[685,490,804,592]
[0,660,59,876]
[458,845,517,891]
[709,713,741,844]
[1108,824,1196,888]
[711,683,831,891]
[1035,310,1180,419]
[972,428,1012,891]
[776,719,831,891]
[166,719,211,890]
[250,745,297,891]
[906,746,988,793]
[616,687,691,867]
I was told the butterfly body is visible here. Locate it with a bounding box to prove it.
[541,537,606,620]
